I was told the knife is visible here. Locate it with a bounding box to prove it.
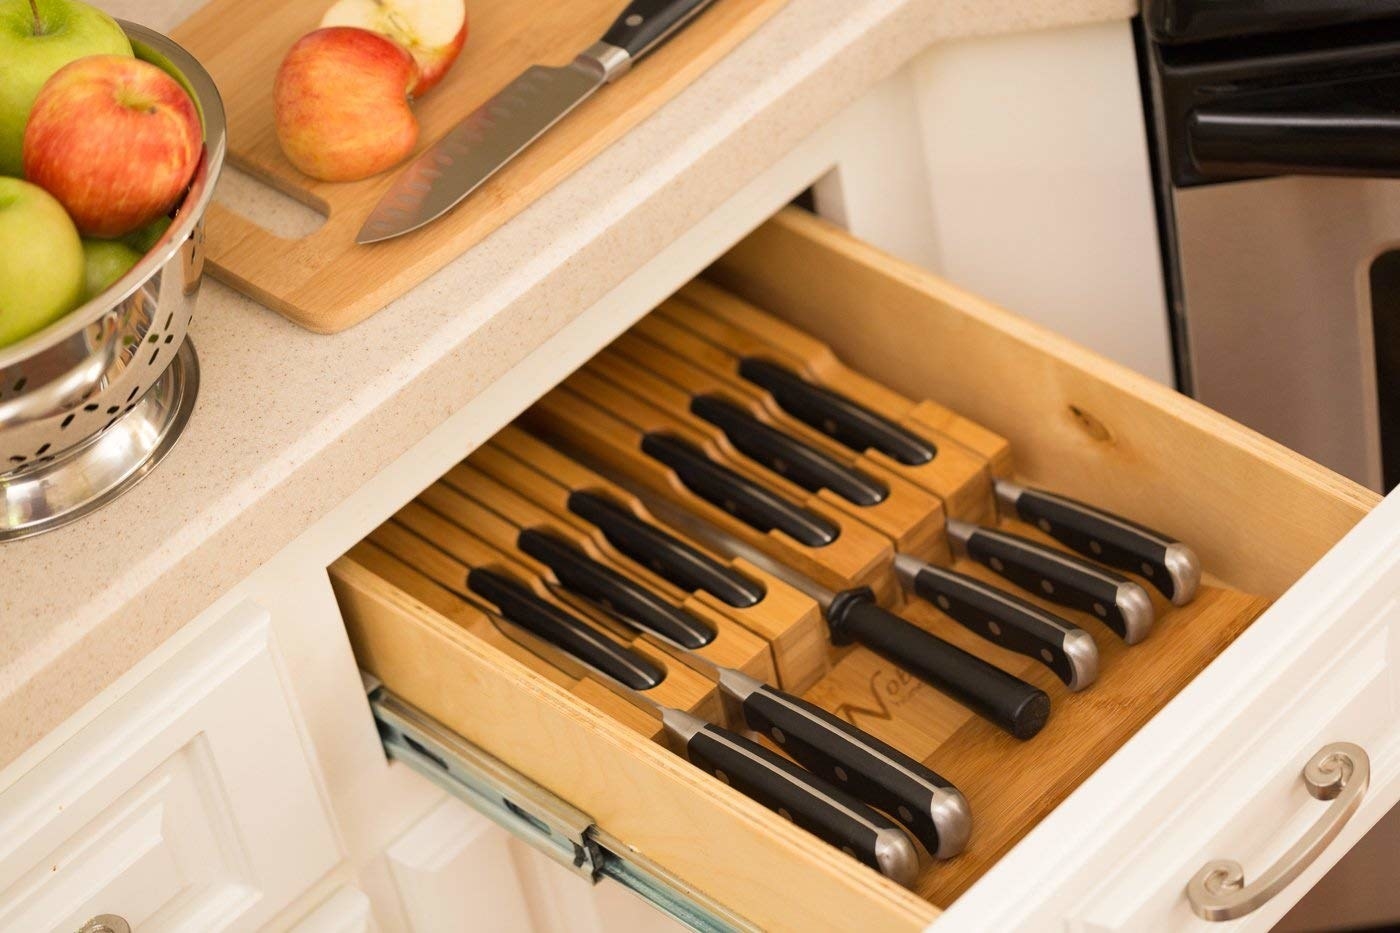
[567,489,768,608]
[945,519,1154,644]
[996,483,1201,606]
[733,358,1201,604]
[549,441,1052,739]
[495,523,971,858]
[358,0,720,244]
[469,569,922,885]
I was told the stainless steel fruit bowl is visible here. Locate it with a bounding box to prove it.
[0,21,225,540]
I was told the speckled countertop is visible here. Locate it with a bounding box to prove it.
[1,0,1135,767]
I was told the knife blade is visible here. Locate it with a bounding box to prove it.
[517,528,971,858]
[358,0,720,244]
[549,439,1051,740]
[472,570,921,885]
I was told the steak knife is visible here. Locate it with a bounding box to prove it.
[735,357,1201,604]
[470,569,921,885]
[358,0,720,243]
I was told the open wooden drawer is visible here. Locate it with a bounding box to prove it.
[331,209,1399,931]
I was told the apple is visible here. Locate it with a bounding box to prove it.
[321,0,466,97]
[23,55,202,238]
[123,214,171,253]
[0,177,84,348]
[275,27,419,182]
[80,237,141,300]
[0,0,132,176]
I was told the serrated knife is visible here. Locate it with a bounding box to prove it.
[358,0,720,244]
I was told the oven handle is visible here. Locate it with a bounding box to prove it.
[1189,73,1400,180]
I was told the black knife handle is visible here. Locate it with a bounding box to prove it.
[737,358,937,466]
[998,482,1201,606]
[671,709,919,885]
[641,432,841,548]
[466,568,665,691]
[517,528,717,650]
[825,589,1049,740]
[601,0,718,63]
[897,558,1098,692]
[689,394,890,507]
[956,523,1155,645]
[727,673,969,859]
[566,490,766,608]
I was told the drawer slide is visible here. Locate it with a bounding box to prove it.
[369,685,756,932]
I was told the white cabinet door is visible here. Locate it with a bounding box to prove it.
[0,602,341,932]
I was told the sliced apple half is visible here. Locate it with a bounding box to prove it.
[321,0,467,97]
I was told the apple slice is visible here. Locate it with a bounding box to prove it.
[321,0,467,97]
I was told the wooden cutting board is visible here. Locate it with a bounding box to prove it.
[170,0,787,333]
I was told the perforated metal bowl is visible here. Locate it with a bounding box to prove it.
[0,22,225,540]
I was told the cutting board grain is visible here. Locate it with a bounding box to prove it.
[170,0,787,332]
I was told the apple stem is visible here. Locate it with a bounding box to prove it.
[29,0,43,35]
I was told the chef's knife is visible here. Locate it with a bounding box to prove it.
[734,358,1201,604]
[516,528,971,858]
[945,520,1154,644]
[567,489,767,608]
[358,0,720,244]
[471,570,921,885]
[549,441,1051,739]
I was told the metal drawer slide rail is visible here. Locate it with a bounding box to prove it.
[370,686,755,932]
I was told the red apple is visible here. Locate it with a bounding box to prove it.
[275,27,420,183]
[321,0,467,97]
[22,55,201,239]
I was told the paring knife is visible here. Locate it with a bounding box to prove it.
[358,0,720,244]
[669,393,1112,680]
[464,502,970,858]
[549,440,1052,740]
[735,357,1202,606]
[468,568,922,885]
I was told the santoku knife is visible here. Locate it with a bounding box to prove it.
[469,568,921,885]
[358,0,720,244]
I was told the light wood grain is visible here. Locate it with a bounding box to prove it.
[710,208,1380,598]
[473,429,833,692]
[331,553,939,931]
[169,0,788,332]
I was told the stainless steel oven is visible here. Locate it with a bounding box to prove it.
[1140,0,1400,492]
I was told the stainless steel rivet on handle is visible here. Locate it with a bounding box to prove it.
[77,915,131,933]
[1187,741,1369,921]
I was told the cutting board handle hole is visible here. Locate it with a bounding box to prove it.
[214,166,328,240]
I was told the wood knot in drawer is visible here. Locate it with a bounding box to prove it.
[1067,405,1115,444]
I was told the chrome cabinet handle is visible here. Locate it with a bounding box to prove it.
[1187,741,1369,921]
[77,916,131,933]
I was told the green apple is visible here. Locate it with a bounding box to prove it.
[122,214,171,253]
[0,177,84,347]
[0,0,132,175]
[80,236,140,300]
